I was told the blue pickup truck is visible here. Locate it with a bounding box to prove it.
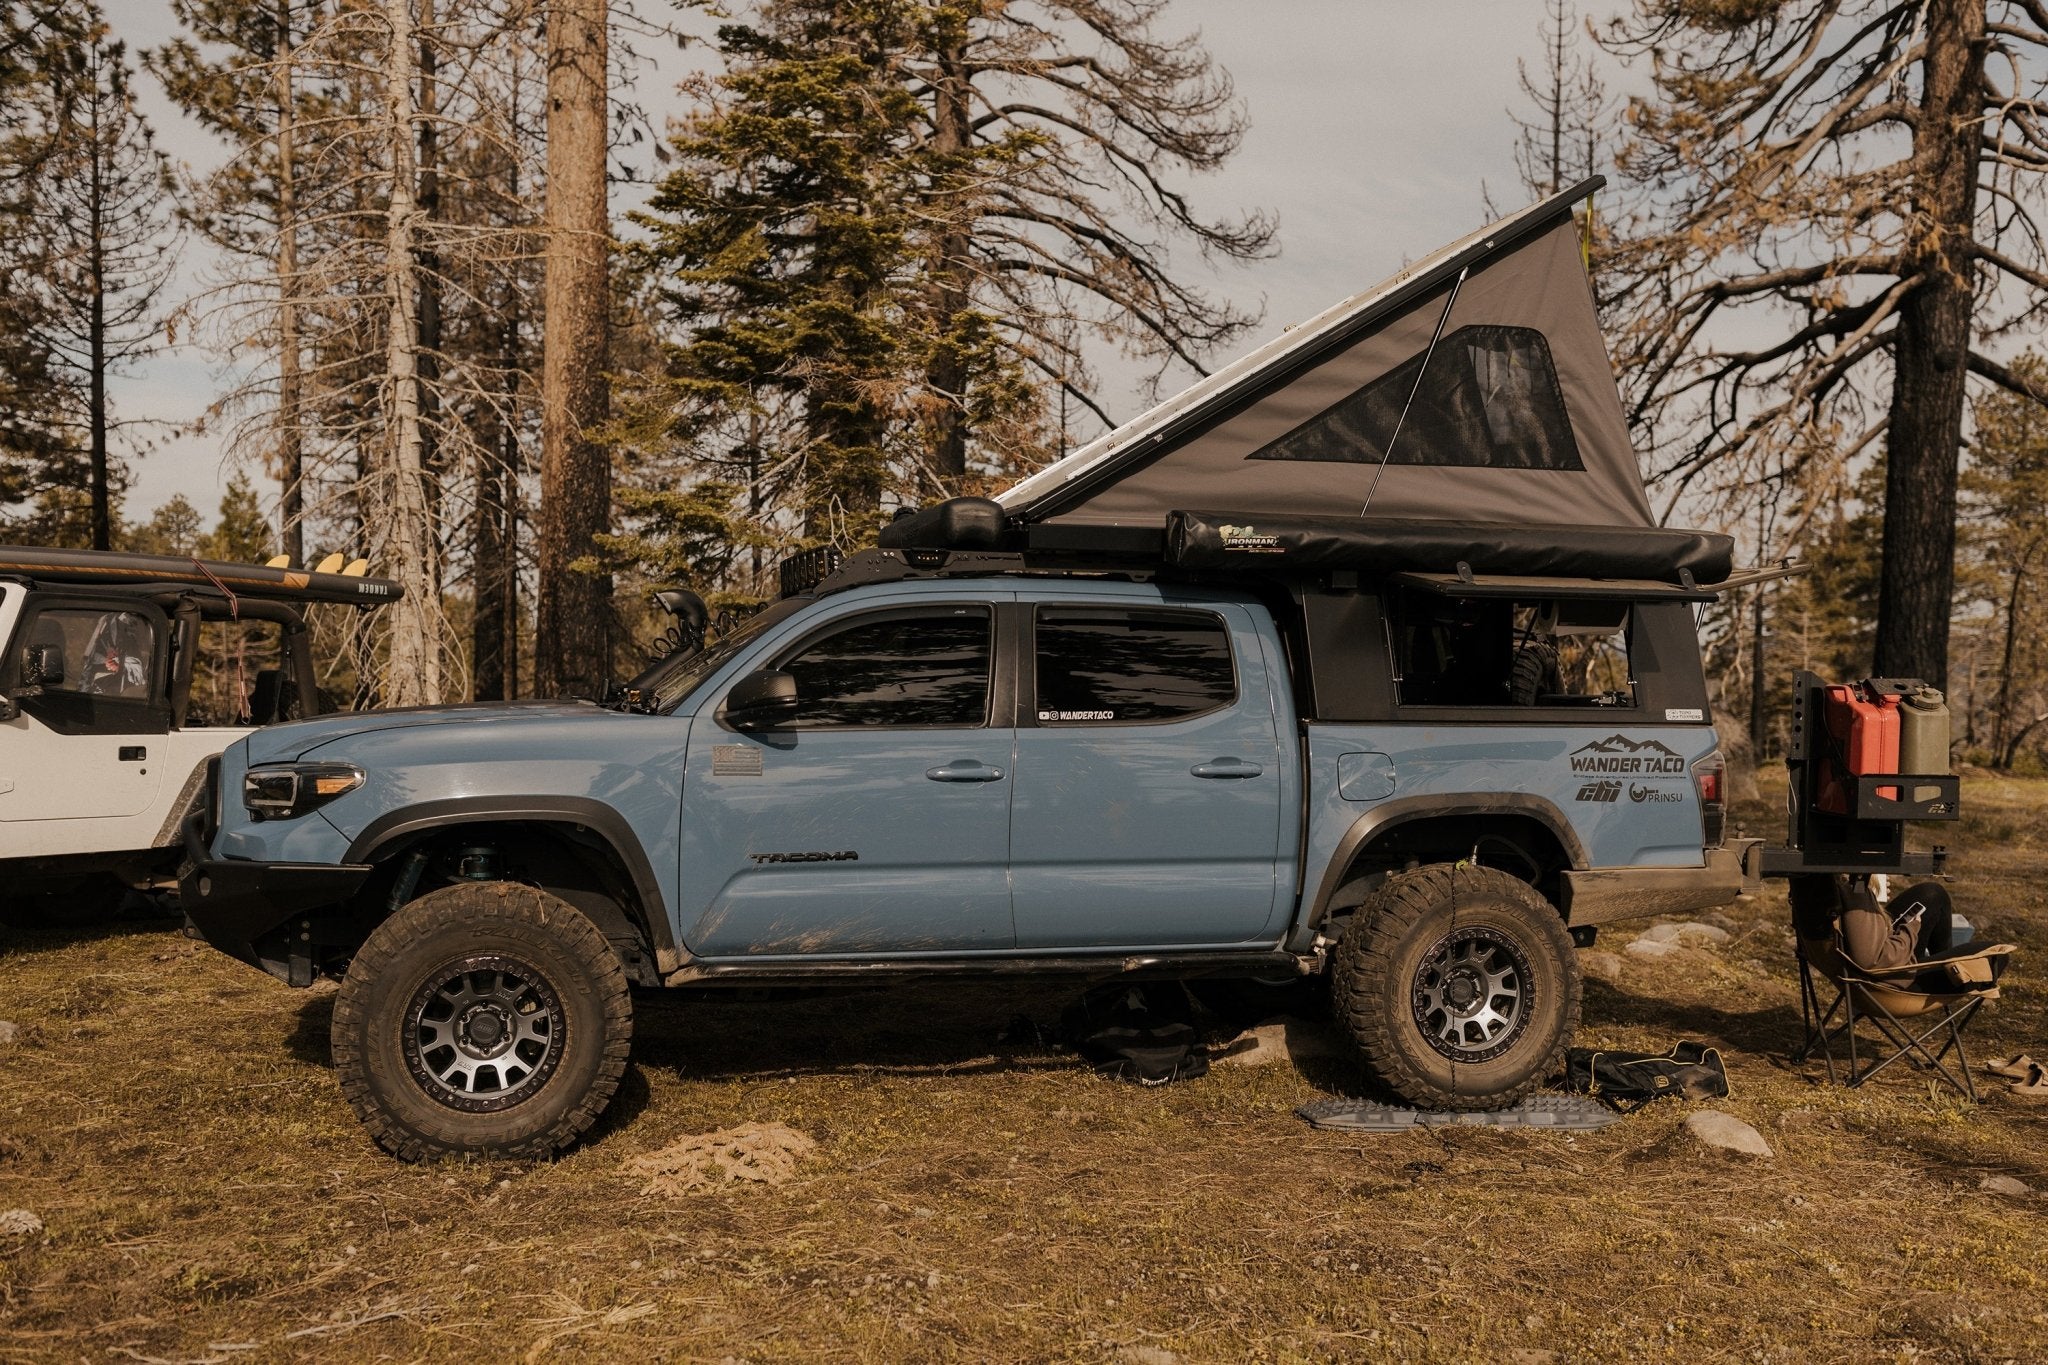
[180,182,1771,1160]
[181,539,1757,1161]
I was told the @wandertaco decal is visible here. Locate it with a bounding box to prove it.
[1568,735,1686,777]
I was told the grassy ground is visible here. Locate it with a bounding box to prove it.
[2,779,2045,1363]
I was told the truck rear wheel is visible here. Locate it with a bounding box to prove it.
[1330,864,1578,1111]
[331,881,633,1162]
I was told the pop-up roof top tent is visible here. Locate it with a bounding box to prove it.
[881,177,1732,586]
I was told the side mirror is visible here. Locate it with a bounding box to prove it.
[724,668,799,731]
[20,644,63,689]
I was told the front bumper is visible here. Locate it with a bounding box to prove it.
[179,809,373,981]
[1559,839,1763,929]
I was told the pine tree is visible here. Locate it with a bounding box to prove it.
[1963,357,2048,767]
[0,1,94,528]
[32,26,177,550]
[617,0,1271,599]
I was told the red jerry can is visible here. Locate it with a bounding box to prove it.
[1818,683,1901,814]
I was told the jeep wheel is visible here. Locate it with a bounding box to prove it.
[331,881,633,1162]
[1330,864,1578,1111]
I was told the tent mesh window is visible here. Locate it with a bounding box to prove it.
[1249,325,1583,471]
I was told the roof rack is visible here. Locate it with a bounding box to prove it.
[0,545,403,607]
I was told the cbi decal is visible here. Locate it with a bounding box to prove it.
[1575,780,1622,804]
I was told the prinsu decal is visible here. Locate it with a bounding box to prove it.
[1568,735,1686,777]
[1629,784,1683,803]
[747,850,860,865]
[1575,780,1622,803]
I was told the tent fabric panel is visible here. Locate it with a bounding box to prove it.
[1247,324,1585,471]
[1039,222,1654,530]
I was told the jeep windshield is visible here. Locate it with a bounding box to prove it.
[628,599,804,713]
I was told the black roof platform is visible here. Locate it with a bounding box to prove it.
[0,545,402,608]
[874,497,1735,589]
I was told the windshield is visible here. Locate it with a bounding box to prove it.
[629,599,805,713]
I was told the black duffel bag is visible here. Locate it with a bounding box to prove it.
[1564,1041,1729,1112]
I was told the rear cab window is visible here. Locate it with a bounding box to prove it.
[1032,606,1236,725]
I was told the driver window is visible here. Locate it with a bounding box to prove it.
[778,607,992,729]
[21,609,157,700]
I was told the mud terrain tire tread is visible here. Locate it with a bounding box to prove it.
[1330,863,1579,1111]
[332,881,632,1162]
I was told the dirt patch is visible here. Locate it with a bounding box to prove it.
[1,773,2045,1360]
[622,1122,817,1195]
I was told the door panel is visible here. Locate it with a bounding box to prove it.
[1010,603,1285,948]
[680,602,1016,957]
[0,602,169,852]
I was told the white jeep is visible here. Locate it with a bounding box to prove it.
[0,546,398,921]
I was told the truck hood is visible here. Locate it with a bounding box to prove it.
[242,699,611,764]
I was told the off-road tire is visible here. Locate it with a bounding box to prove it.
[332,881,633,1162]
[1330,863,1578,1111]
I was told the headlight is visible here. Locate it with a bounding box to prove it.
[243,762,365,820]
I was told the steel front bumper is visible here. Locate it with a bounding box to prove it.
[178,810,373,980]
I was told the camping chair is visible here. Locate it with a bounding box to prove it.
[1793,931,2017,1100]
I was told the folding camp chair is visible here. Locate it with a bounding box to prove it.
[1793,932,2017,1100]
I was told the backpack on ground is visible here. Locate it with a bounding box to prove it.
[1061,982,1210,1086]
[1563,1041,1729,1112]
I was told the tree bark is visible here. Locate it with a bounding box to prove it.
[275,0,304,567]
[381,0,440,706]
[535,0,610,697]
[1874,0,1985,689]
[86,48,110,551]
[921,30,972,487]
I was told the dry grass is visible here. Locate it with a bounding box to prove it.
[3,778,2046,1362]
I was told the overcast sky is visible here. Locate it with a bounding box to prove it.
[99,0,1635,527]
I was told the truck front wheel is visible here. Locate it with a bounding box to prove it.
[331,881,633,1161]
[1330,864,1579,1111]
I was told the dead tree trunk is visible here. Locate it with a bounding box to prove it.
[921,32,971,487]
[380,0,440,706]
[1874,0,1985,690]
[275,0,305,567]
[534,0,610,697]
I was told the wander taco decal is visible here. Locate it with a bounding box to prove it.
[1568,735,1686,776]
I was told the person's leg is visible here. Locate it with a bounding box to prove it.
[1891,882,1953,959]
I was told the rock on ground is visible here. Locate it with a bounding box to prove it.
[1979,1174,2032,1197]
[0,1020,17,1046]
[1640,921,1732,948]
[1577,950,1627,985]
[1214,1018,1342,1068]
[1683,1110,1774,1158]
[0,1209,42,1237]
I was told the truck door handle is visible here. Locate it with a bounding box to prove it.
[119,746,147,762]
[926,760,1005,783]
[1191,757,1262,779]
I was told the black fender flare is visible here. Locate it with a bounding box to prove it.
[343,797,677,961]
[1296,793,1590,948]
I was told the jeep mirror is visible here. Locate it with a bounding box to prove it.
[725,668,798,730]
[20,644,63,689]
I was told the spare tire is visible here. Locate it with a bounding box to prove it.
[1330,863,1579,1110]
